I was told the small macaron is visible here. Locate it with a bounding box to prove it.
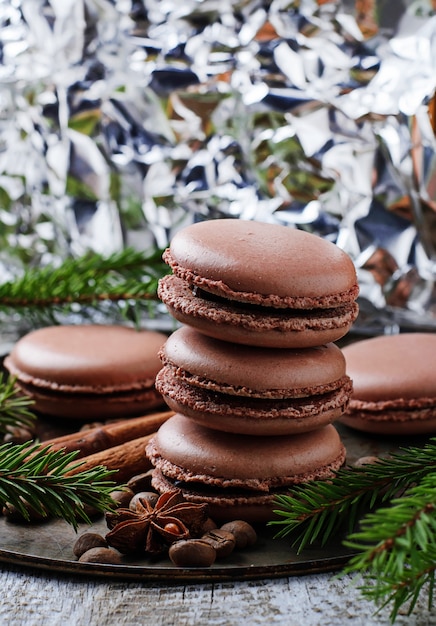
[158,219,359,348]
[340,333,436,435]
[4,325,167,420]
[146,413,346,524]
[155,325,352,435]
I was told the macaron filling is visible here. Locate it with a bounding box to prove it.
[13,377,161,403]
[156,365,352,420]
[5,363,158,395]
[151,470,277,505]
[343,399,436,423]
[158,356,350,398]
[158,274,359,332]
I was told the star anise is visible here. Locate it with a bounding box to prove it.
[105,490,209,555]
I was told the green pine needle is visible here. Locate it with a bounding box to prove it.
[0,441,117,530]
[0,373,36,434]
[270,442,436,551]
[343,472,436,622]
[270,440,436,622]
[0,247,170,325]
[0,246,171,534]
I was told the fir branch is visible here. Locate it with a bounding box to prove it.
[0,246,168,533]
[0,441,117,530]
[0,374,36,434]
[343,473,436,622]
[270,440,436,622]
[0,247,169,324]
[270,442,436,552]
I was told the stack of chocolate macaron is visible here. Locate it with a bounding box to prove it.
[146,219,360,524]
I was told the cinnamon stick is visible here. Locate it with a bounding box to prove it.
[65,434,156,483]
[43,410,173,458]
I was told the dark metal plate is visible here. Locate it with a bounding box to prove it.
[0,514,354,582]
[0,423,423,582]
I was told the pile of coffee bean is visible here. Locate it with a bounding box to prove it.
[73,532,123,565]
[168,520,257,567]
[73,470,258,567]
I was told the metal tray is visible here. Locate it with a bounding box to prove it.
[0,423,421,582]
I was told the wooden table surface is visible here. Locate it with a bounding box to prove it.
[1,565,435,625]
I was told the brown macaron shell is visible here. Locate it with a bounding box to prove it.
[146,414,346,523]
[158,219,359,348]
[4,325,167,420]
[340,333,436,435]
[155,326,352,435]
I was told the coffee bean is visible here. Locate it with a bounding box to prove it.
[2,501,46,523]
[201,517,218,533]
[169,539,216,567]
[353,456,380,467]
[201,528,236,558]
[3,427,35,444]
[127,470,154,493]
[129,491,159,511]
[73,533,107,558]
[78,547,123,565]
[110,487,135,509]
[220,520,257,549]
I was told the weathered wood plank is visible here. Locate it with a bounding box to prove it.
[0,567,435,626]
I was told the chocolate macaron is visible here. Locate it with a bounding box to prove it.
[340,333,436,435]
[158,219,359,348]
[155,325,352,435]
[4,324,167,420]
[146,413,346,523]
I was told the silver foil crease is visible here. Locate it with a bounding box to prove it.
[1,0,436,334]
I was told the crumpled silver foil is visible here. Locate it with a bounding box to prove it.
[1,0,436,334]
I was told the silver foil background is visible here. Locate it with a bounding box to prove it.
[1,0,436,334]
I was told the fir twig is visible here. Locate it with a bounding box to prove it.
[270,440,436,622]
[0,374,36,434]
[0,441,117,530]
[343,473,436,622]
[0,247,169,324]
[270,442,436,551]
[0,246,169,533]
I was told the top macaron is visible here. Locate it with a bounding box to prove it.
[158,219,359,348]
